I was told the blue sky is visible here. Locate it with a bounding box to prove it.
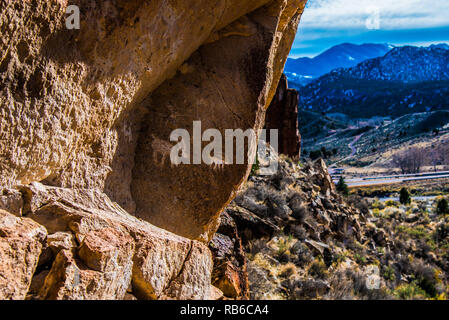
[290,0,449,58]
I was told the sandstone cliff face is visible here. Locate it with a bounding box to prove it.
[0,0,306,299]
[0,0,306,242]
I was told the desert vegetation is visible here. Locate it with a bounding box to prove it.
[226,155,449,300]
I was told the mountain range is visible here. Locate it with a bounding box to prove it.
[284,43,393,87]
[296,45,449,119]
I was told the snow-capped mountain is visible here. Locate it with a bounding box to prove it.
[297,45,449,118]
[284,43,393,87]
[335,46,449,82]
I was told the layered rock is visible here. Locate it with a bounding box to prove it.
[1,184,213,300]
[0,210,47,300]
[265,74,301,158]
[0,0,307,242]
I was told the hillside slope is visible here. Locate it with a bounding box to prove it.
[219,157,449,299]
[298,46,449,118]
[285,43,392,87]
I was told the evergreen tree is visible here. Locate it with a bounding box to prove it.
[436,198,449,216]
[336,176,349,196]
[399,188,411,205]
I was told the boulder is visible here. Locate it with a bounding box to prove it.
[225,204,280,243]
[132,0,307,241]
[0,188,23,217]
[209,211,249,299]
[311,159,336,195]
[22,184,213,300]
[0,209,47,300]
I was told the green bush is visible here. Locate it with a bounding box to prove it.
[400,188,411,205]
[336,176,349,196]
[393,282,427,300]
[436,198,449,216]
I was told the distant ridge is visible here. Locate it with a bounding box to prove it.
[297,45,449,118]
[284,43,393,87]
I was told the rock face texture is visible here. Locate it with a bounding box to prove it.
[209,211,250,299]
[0,0,306,242]
[265,74,301,158]
[0,209,47,300]
[0,0,306,299]
[1,183,213,300]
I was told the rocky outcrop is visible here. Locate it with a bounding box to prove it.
[1,184,213,300]
[223,155,449,300]
[219,156,371,299]
[0,0,307,300]
[0,0,306,242]
[209,211,249,299]
[265,74,301,158]
[0,210,47,300]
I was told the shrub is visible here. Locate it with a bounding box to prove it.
[308,259,329,279]
[385,200,398,207]
[347,195,370,214]
[399,188,411,205]
[336,176,349,196]
[382,265,396,282]
[393,282,427,300]
[436,198,449,215]
[250,153,260,176]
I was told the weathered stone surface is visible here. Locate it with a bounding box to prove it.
[0,0,307,300]
[0,209,47,300]
[47,231,77,255]
[209,285,224,300]
[132,0,306,241]
[226,204,280,243]
[39,228,134,300]
[265,74,301,158]
[160,242,213,300]
[78,228,134,273]
[39,248,129,300]
[0,0,307,243]
[0,188,23,217]
[209,211,249,299]
[310,159,336,195]
[20,184,213,300]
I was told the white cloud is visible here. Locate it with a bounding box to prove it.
[301,0,449,30]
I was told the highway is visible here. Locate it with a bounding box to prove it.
[331,171,449,187]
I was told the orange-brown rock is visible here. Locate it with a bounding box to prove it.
[133,0,306,241]
[0,0,307,242]
[311,159,336,196]
[39,228,135,300]
[0,188,23,217]
[21,184,214,300]
[209,211,249,299]
[0,0,308,300]
[0,209,47,300]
